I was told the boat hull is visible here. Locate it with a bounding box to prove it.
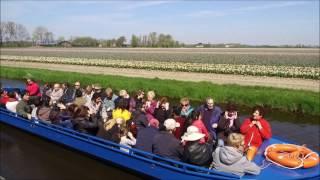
[0,109,237,180]
[1,108,319,179]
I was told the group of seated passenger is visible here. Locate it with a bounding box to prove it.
[0,77,272,176]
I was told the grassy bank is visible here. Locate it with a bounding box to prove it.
[1,66,319,116]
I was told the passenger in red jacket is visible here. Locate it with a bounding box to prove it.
[25,78,41,105]
[0,89,9,107]
[240,106,272,161]
[26,78,41,97]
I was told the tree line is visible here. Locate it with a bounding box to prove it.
[0,21,318,48]
[0,21,181,48]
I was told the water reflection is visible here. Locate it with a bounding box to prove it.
[0,123,142,180]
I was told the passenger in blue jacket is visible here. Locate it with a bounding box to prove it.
[197,97,222,141]
[152,119,183,161]
[135,118,159,153]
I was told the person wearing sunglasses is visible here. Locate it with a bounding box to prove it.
[180,97,194,120]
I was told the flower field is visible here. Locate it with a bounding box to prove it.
[1,48,319,67]
[1,55,319,79]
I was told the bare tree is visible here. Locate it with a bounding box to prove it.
[16,24,30,41]
[44,31,54,44]
[1,21,30,43]
[116,36,126,47]
[32,26,48,44]
[6,21,17,41]
[0,22,8,42]
[148,32,157,47]
[142,35,148,47]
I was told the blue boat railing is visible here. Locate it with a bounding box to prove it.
[0,107,239,179]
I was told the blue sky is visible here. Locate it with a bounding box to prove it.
[1,0,319,45]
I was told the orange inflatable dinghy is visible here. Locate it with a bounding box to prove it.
[265,144,319,169]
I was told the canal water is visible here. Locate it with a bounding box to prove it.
[1,78,319,179]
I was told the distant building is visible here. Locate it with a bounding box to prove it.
[36,42,58,47]
[58,41,72,48]
[195,43,204,48]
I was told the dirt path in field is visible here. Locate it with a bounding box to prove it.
[1,60,319,92]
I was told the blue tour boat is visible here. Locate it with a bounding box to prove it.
[0,107,319,180]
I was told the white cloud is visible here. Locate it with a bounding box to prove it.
[120,1,172,10]
[186,1,308,18]
[187,10,226,18]
[234,1,307,12]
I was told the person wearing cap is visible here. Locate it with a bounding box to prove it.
[217,103,241,146]
[181,126,213,166]
[135,118,160,153]
[93,83,105,99]
[152,118,183,161]
[16,92,32,120]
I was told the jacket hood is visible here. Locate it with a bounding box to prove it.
[219,146,243,165]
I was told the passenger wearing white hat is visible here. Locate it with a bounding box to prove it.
[151,118,183,161]
[182,126,213,166]
[164,118,180,131]
[181,126,205,142]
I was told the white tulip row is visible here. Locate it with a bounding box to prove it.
[1,55,319,79]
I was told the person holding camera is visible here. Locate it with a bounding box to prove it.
[154,97,172,130]
[217,104,241,146]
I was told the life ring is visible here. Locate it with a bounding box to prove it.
[264,144,319,169]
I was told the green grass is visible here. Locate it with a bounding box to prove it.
[1,66,319,116]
